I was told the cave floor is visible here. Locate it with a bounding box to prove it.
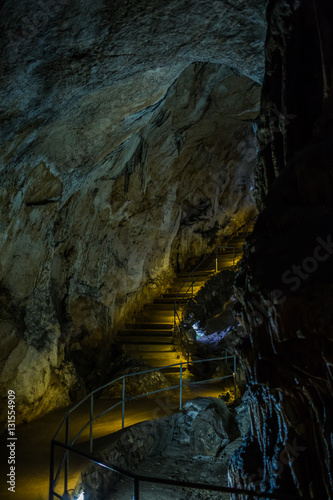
[0,380,232,500]
[106,454,231,500]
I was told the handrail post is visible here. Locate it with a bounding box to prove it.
[187,338,190,367]
[233,247,235,268]
[65,416,69,495]
[215,247,218,273]
[134,477,140,499]
[233,355,237,400]
[122,376,126,429]
[179,363,183,410]
[49,440,55,500]
[90,394,94,453]
[191,272,194,298]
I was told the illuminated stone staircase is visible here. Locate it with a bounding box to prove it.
[116,224,253,372]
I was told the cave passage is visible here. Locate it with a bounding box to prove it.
[2,0,333,498]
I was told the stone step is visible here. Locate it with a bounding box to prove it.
[208,249,243,262]
[130,351,186,364]
[218,251,243,261]
[118,329,173,336]
[166,285,204,294]
[125,322,173,329]
[173,276,210,283]
[170,282,209,293]
[145,303,175,311]
[137,313,175,323]
[116,336,174,344]
[168,282,213,295]
[225,240,245,246]
[124,344,175,352]
[209,252,241,258]
[172,280,206,287]
[221,239,244,244]
[161,292,189,299]
[176,267,231,281]
[154,297,189,305]
[204,259,238,268]
[176,270,214,277]
[138,309,174,317]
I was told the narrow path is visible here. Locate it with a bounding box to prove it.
[106,454,232,500]
[0,381,232,500]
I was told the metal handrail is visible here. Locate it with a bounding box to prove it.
[52,440,302,500]
[49,354,237,500]
[173,218,256,357]
[50,218,257,500]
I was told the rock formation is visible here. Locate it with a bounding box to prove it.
[0,0,265,424]
[77,397,242,500]
[232,0,333,498]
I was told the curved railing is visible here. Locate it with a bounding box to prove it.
[49,217,259,500]
[49,354,237,500]
[173,218,256,359]
[49,355,302,500]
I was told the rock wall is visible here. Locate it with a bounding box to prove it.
[184,270,236,331]
[232,0,333,498]
[0,1,265,423]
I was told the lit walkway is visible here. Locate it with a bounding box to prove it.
[0,223,253,500]
[0,380,231,500]
[116,227,251,372]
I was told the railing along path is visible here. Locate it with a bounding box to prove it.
[49,218,279,500]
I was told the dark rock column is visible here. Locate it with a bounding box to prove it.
[232,0,333,498]
[255,0,333,205]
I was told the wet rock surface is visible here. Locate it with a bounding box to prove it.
[184,270,236,332]
[182,269,247,371]
[233,389,252,438]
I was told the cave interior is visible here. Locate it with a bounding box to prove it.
[1,0,333,499]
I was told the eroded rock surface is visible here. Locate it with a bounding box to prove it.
[77,397,240,500]
[184,270,236,334]
[231,0,333,498]
[0,0,265,423]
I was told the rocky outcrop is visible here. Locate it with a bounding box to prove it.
[0,0,265,423]
[77,397,240,500]
[184,270,236,332]
[101,355,171,398]
[232,0,333,498]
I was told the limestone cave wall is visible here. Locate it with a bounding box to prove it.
[0,0,265,424]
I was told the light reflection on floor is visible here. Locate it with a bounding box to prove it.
[0,380,234,500]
